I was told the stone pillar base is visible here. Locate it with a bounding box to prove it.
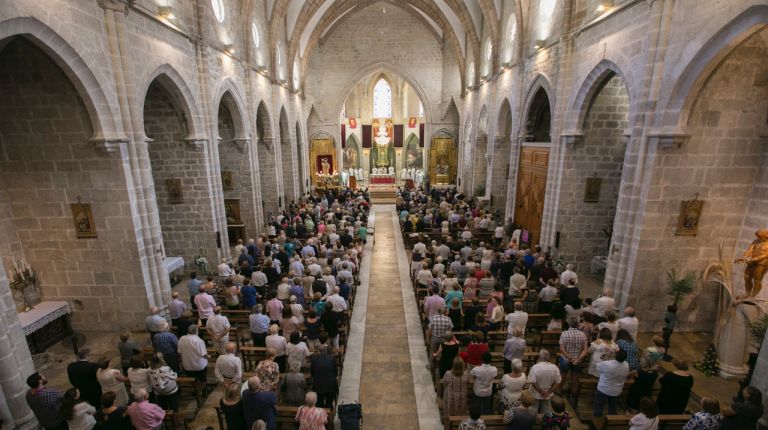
[717,362,748,379]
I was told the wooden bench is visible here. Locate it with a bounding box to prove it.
[602,414,690,430]
[444,414,546,430]
[162,410,192,430]
[176,376,206,409]
[573,377,634,418]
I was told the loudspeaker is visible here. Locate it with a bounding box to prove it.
[216,231,221,248]
[555,231,561,248]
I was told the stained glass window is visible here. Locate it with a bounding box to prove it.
[373,78,391,118]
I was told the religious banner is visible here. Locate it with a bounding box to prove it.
[348,118,357,129]
[408,117,417,128]
[419,123,425,147]
[362,125,372,148]
[341,124,346,148]
[394,124,404,147]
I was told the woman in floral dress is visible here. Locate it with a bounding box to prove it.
[441,356,470,418]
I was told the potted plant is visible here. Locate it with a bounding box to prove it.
[666,268,697,306]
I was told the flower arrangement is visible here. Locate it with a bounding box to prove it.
[194,252,209,275]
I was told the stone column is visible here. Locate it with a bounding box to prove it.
[0,264,36,430]
[753,330,768,428]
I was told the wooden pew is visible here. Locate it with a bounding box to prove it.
[602,414,690,430]
[176,376,206,409]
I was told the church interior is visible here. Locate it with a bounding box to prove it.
[1,0,768,429]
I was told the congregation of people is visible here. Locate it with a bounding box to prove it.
[24,188,370,430]
[397,186,764,430]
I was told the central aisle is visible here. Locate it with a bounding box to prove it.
[358,210,420,429]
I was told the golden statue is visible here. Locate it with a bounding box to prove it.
[734,229,768,298]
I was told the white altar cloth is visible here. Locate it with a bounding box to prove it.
[19,301,71,336]
[164,256,185,273]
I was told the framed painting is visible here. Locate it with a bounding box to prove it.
[676,199,704,236]
[71,203,97,238]
[221,170,234,191]
[167,178,183,203]
[224,199,242,224]
[584,177,602,202]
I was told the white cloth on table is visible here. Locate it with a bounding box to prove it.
[164,256,184,273]
[18,301,71,335]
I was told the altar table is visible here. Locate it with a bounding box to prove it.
[370,175,395,184]
[19,301,73,353]
[165,256,185,286]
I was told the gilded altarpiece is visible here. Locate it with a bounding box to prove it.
[429,137,457,184]
[309,138,334,186]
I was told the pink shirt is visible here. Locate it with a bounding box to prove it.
[126,400,165,430]
[423,295,446,321]
[194,292,216,319]
[267,298,284,321]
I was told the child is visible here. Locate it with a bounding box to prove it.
[458,403,486,430]
[541,395,570,430]
[662,305,678,360]
[645,335,666,368]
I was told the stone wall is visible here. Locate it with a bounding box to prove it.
[218,104,257,241]
[0,38,148,328]
[555,75,629,271]
[144,82,217,269]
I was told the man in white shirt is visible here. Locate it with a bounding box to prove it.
[307,258,322,277]
[470,352,498,415]
[527,349,561,413]
[194,287,216,324]
[215,342,243,388]
[413,240,427,256]
[233,239,246,258]
[559,263,578,286]
[436,242,452,260]
[505,302,528,335]
[538,281,559,313]
[218,258,235,277]
[276,277,291,301]
[592,288,616,323]
[206,307,231,354]
[251,268,268,289]
[288,257,304,278]
[177,325,209,382]
[617,307,639,340]
[593,350,629,417]
[509,267,527,296]
[326,287,348,312]
[433,257,446,278]
[494,225,504,246]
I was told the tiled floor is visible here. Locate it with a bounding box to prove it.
[358,210,421,429]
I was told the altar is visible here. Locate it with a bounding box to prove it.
[19,301,73,353]
[370,174,395,184]
[164,256,185,286]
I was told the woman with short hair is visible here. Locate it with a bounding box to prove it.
[219,384,246,430]
[61,388,96,430]
[282,359,307,406]
[255,347,281,392]
[656,359,694,414]
[499,358,527,412]
[683,397,722,430]
[629,397,659,430]
[502,390,537,429]
[95,357,129,406]
[295,391,328,430]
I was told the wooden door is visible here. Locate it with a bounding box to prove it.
[514,147,550,245]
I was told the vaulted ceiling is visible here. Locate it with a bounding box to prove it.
[264,0,504,85]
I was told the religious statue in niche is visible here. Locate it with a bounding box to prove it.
[167,178,183,203]
[221,171,234,191]
[584,177,602,202]
[734,229,768,298]
[224,199,242,225]
[436,148,449,176]
[321,157,331,175]
[675,198,704,236]
[344,147,359,169]
[71,202,96,238]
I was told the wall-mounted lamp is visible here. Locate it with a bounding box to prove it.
[158,6,175,20]
[596,1,614,13]
[534,40,545,50]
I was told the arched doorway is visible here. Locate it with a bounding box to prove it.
[279,108,296,206]
[143,76,216,271]
[514,85,552,246]
[491,99,513,211]
[472,106,489,196]
[217,91,254,249]
[256,101,279,217]
[557,71,630,272]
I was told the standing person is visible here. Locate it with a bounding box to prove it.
[629,397,659,430]
[294,392,328,430]
[682,397,722,430]
[124,389,165,430]
[593,350,630,418]
[194,287,216,325]
[187,272,204,309]
[627,356,659,411]
[470,352,498,415]
[662,305,678,360]
[309,345,337,409]
[558,318,588,397]
[168,292,187,328]
[215,342,243,388]
[241,281,258,310]
[441,357,471,419]
[427,306,453,355]
[127,358,152,401]
[541,396,571,430]
[527,349,561,414]
[25,372,66,430]
[177,325,209,383]
[206,306,231,354]
[148,355,179,413]
[152,321,180,373]
[656,359,694,414]
[219,385,246,430]
[499,358,527,412]
[67,348,102,407]
[249,304,271,347]
[242,376,278,430]
[502,391,538,430]
[503,328,526,373]
[433,331,460,379]
[117,331,140,375]
[61,388,97,430]
[722,386,763,430]
[95,392,130,430]
[95,357,129,406]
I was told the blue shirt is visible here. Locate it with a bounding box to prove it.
[153,332,178,355]
[187,279,204,297]
[242,390,277,430]
[289,285,306,305]
[339,282,351,301]
[249,313,270,334]
[241,285,257,308]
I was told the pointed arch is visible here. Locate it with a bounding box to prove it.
[477,105,489,136]
[565,59,635,135]
[0,17,123,141]
[660,5,768,132]
[497,97,513,139]
[372,75,393,118]
[520,74,554,142]
[139,64,205,139]
[256,100,273,140]
[213,78,250,140]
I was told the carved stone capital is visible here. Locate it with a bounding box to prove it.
[184,137,208,149]
[233,138,251,152]
[648,131,689,149]
[89,136,128,153]
[97,0,132,14]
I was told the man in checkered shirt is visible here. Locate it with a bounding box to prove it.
[558,317,588,397]
[427,305,453,355]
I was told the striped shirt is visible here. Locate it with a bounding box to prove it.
[295,406,328,430]
[26,388,65,429]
